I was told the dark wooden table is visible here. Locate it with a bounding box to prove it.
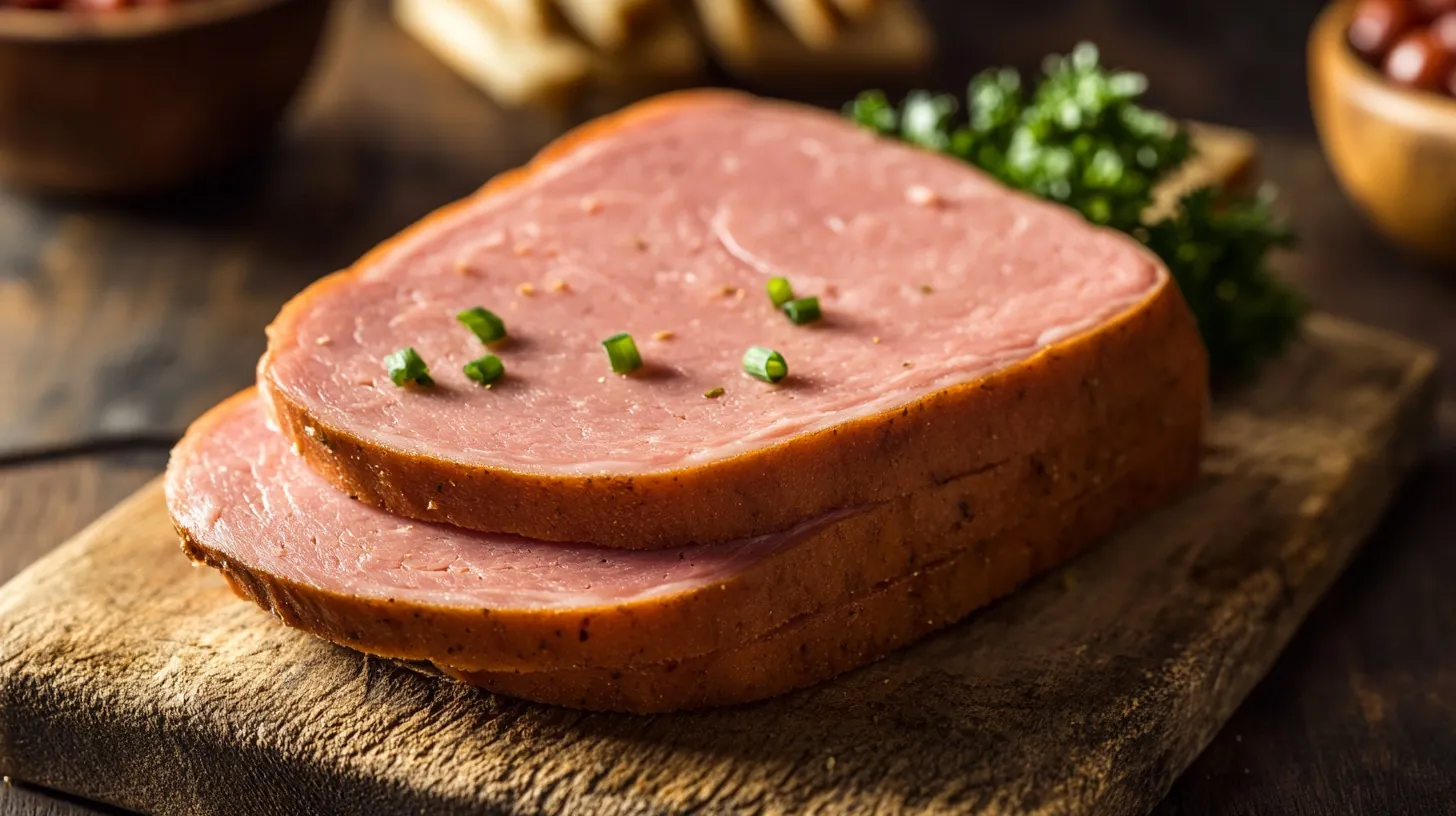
[2,1,1453,813]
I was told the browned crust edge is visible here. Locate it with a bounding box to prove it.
[259,92,1208,550]
[169,365,1201,674]
[445,443,1188,712]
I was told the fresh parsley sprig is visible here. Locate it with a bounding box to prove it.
[846,42,1303,377]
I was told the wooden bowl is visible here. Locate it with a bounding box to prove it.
[0,0,331,197]
[1310,0,1456,265]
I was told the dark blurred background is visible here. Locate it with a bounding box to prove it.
[915,0,1329,132]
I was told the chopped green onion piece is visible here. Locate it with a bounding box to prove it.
[456,306,507,344]
[602,332,642,374]
[704,387,725,399]
[384,347,433,387]
[783,296,821,325]
[742,346,788,383]
[766,277,795,308]
[463,354,505,385]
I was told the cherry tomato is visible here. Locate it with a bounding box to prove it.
[1385,29,1455,88]
[1351,0,1417,59]
[1431,12,1456,53]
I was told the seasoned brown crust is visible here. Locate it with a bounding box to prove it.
[173,370,1200,673]
[445,446,1181,712]
[260,91,1208,550]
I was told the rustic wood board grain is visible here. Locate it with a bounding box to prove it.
[0,315,1437,816]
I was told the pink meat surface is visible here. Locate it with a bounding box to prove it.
[167,395,847,609]
[263,94,1162,476]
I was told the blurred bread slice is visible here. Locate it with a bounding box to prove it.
[481,0,552,34]
[592,9,705,89]
[691,0,756,68]
[1148,123,1259,221]
[394,0,591,106]
[555,0,665,51]
[763,0,838,49]
[828,0,879,20]
[697,0,930,83]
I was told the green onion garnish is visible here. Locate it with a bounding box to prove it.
[463,354,505,385]
[742,347,788,383]
[456,306,507,344]
[783,297,821,325]
[384,347,433,387]
[766,277,794,308]
[602,332,643,374]
[704,387,725,399]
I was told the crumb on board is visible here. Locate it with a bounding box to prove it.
[652,330,675,341]
[517,282,536,297]
[315,336,331,346]
[550,279,571,293]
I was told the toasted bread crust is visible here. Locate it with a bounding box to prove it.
[260,90,1206,549]
[446,447,1180,712]
[172,370,1199,674]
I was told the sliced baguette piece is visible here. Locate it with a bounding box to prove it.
[763,0,840,50]
[590,7,705,89]
[1148,123,1260,221]
[393,0,592,107]
[691,0,757,69]
[480,0,553,35]
[699,0,931,82]
[827,0,879,20]
[554,0,664,51]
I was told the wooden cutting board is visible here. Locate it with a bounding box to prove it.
[0,314,1436,816]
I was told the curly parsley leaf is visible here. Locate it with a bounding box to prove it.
[846,42,1303,378]
[1142,187,1304,375]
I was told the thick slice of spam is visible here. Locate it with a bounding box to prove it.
[167,374,1198,673]
[259,90,1207,549]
